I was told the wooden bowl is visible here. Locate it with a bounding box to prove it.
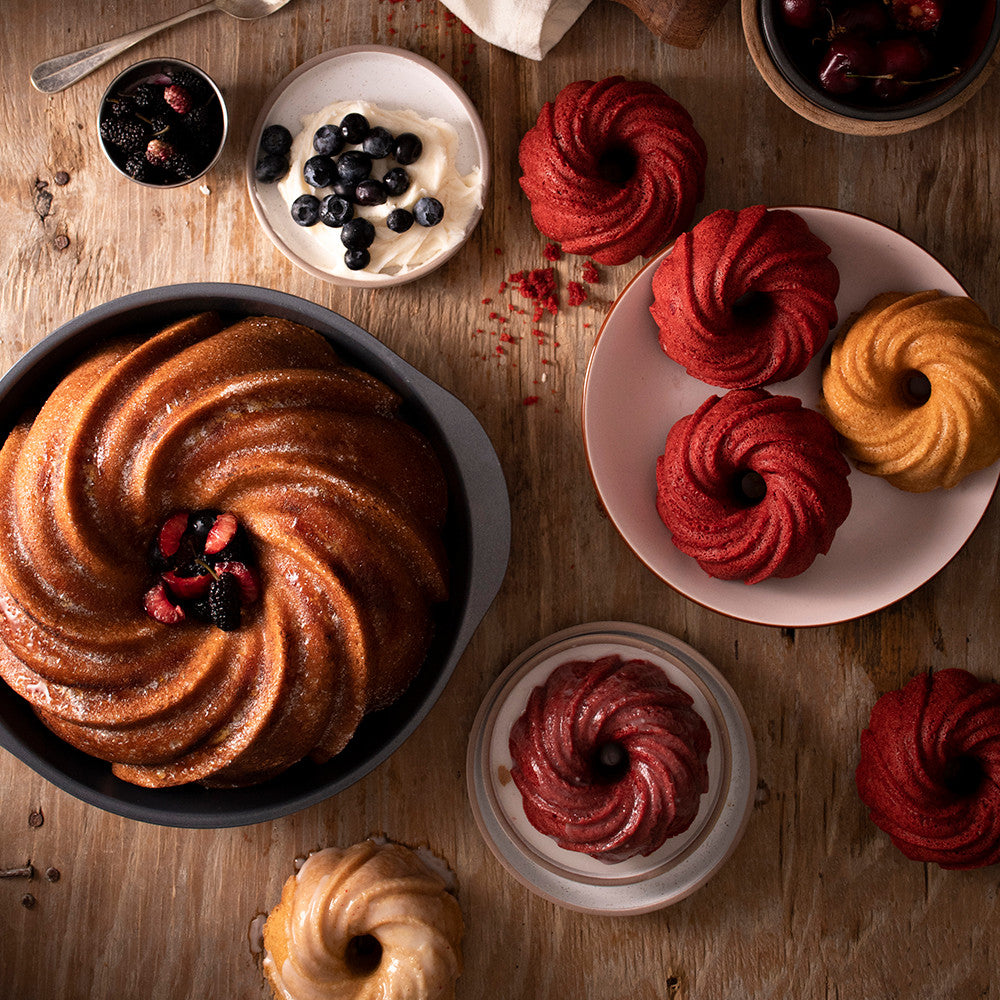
[742,0,1000,135]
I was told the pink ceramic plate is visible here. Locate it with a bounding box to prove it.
[582,207,999,628]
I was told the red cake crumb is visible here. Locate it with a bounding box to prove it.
[583,260,600,284]
[544,242,562,261]
[523,396,540,406]
[568,281,587,306]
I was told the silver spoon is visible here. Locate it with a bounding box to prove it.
[30,0,292,94]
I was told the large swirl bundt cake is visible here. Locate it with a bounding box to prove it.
[508,653,711,863]
[856,668,1000,870]
[0,312,449,788]
[821,289,1000,492]
[263,840,464,1000]
[650,205,840,388]
[656,389,852,584]
[518,76,707,265]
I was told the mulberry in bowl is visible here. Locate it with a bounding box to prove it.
[0,284,510,827]
[744,0,1000,134]
[98,58,228,187]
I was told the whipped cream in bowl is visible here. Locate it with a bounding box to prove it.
[247,46,489,287]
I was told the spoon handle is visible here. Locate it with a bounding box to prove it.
[30,1,218,93]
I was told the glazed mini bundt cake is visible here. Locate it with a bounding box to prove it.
[263,840,464,1000]
[856,668,1000,870]
[508,653,711,863]
[0,312,449,788]
[656,389,852,584]
[821,289,1000,492]
[650,205,840,388]
[518,76,707,265]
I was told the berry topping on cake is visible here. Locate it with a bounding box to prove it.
[144,510,258,630]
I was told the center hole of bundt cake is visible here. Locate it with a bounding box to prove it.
[902,370,932,407]
[733,470,767,507]
[591,741,630,783]
[597,146,637,185]
[942,753,986,798]
[730,290,773,326]
[345,934,383,975]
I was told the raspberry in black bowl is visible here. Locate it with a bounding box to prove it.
[98,58,228,188]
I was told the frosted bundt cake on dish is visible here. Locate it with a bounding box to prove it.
[821,289,1000,492]
[856,668,1000,870]
[650,205,840,388]
[518,76,707,265]
[263,840,464,1000]
[656,388,852,584]
[0,312,449,788]
[508,653,711,863]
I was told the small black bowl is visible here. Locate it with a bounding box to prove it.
[98,58,228,187]
[747,0,999,132]
[0,284,510,827]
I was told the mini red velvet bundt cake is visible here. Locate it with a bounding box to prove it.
[650,205,840,388]
[656,388,852,583]
[518,76,707,265]
[856,668,1000,870]
[508,653,711,863]
[0,313,449,788]
[822,290,1000,492]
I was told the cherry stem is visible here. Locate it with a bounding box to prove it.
[195,557,220,581]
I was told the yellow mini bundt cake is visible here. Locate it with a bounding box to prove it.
[821,290,1000,492]
[263,840,464,1000]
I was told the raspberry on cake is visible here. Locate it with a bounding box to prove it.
[821,289,1000,492]
[0,312,449,788]
[856,668,1000,870]
[650,205,840,388]
[655,388,852,584]
[518,76,707,265]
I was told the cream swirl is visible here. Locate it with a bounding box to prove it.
[263,841,464,1000]
[0,313,448,787]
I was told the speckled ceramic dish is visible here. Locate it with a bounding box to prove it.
[0,283,510,828]
[467,622,756,914]
[246,45,489,287]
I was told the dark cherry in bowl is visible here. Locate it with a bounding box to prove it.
[760,0,999,119]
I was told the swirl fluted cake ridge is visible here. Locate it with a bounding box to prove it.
[0,312,449,787]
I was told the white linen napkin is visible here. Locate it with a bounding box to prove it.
[439,0,593,60]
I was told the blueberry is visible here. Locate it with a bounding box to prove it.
[362,126,394,158]
[382,167,410,197]
[255,152,288,183]
[291,194,321,226]
[344,248,371,271]
[394,132,422,165]
[312,123,344,157]
[353,179,387,207]
[319,194,353,227]
[332,178,357,201]
[337,150,372,185]
[414,196,444,227]
[260,124,292,156]
[341,217,375,250]
[339,112,370,144]
[386,208,414,233]
[302,155,335,188]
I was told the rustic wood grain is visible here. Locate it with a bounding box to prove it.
[1,1,999,999]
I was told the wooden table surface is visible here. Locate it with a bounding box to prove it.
[2,2,998,998]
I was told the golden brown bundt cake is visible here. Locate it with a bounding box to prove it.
[0,312,449,787]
